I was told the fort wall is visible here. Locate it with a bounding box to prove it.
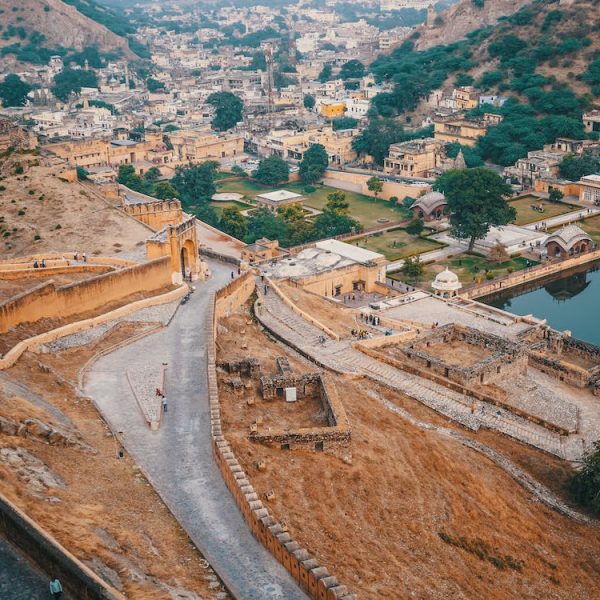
[0,258,172,334]
[208,276,355,600]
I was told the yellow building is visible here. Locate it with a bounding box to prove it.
[169,129,244,162]
[453,86,480,110]
[319,101,346,119]
[434,117,489,147]
[384,137,446,178]
[579,174,600,204]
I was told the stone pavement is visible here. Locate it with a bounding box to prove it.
[83,261,307,600]
[255,286,577,460]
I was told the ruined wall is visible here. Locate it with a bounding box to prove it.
[208,282,355,600]
[0,258,172,334]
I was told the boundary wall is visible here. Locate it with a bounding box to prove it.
[0,492,124,600]
[0,284,187,370]
[0,258,172,334]
[208,272,356,599]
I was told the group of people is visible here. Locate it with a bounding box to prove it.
[351,329,371,339]
[155,388,168,413]
[32,259,47,268]
[360,313,381,326]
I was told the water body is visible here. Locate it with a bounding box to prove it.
[482,262,600,345]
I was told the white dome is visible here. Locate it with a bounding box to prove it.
[432,268,462,292]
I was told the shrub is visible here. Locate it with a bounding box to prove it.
[34,234,41,240]
[303,185,316,193]
[14,164,23,174]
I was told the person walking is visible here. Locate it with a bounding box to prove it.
[49,576,63,599]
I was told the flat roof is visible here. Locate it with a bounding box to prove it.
[256,190,303,203]
[315,239,384,264]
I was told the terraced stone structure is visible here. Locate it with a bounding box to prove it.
[530,330,600,392]
[389,324,528,387]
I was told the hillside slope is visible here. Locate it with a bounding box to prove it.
[0,0,135,67]
[416,0,532,50]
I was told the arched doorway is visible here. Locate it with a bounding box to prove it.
[180,246,189,280]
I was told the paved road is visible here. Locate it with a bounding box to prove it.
[0,536,65,600]
[83,261,306,600]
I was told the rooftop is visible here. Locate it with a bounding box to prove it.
[256,190,303,203]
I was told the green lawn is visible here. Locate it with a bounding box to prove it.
[509,196,579,226]
[349,228,444,261]
[215,178,411,229]
[569,214,600,242]
[389,253,537,286]
[208,199,250,216]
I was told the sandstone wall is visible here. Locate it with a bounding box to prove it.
[0,258,172,334]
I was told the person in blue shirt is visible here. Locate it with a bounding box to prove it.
[49,576,63,599]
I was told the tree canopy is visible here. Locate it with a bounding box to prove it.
[206,91,244,131]
[0,74,31,107]
[558,154,599,181]
[570,441,600,515]
[339,59,365,80]
[434,168,515,251]
[172,161,219,224]
[52,68,98,102]
[303,94,315,110]
[299,144,329,184]
[253,155,290,186]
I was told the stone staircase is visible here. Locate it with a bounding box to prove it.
[255,288,567,458]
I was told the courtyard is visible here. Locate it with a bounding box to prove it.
[349,227,445,261]
[216,178,410,229]
[509,195,579,226]
[389,253,536,286]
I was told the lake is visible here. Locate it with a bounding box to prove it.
[482,262,600,345]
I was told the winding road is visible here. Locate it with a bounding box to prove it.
[83,260,307,600]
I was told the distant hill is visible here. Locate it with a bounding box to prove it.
[416,0,532,50]
[0,0,137,69]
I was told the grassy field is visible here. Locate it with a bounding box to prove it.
[570,214,600,242]
[389,253,537,286]
[509,195,579,226]
[216,178,410,229]
[349,228,444,261]
[208,199,250,216]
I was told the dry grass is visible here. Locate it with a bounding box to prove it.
[218,307,600,599]
[0,325,229,599]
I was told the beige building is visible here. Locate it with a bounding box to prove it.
[453,87,480,110]
[433,114,499,147]
[169,129,244,162]
[263,239,387,298]
[255,190,304,213]
[579,174,600,204]
[583,110,600,134]
[241,238,286,264]
[383,138,446,178]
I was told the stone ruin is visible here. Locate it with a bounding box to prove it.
[398,324,528,387]
[221,356,351,458]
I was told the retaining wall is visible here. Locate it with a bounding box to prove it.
[208,276,355,600]
[0,258,172,334]
[0,265,113,280]
[0,492,124,600]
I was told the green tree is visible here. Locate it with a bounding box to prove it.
[246,207,289,244]
[367,176,383,198]
[406,219,424,236]
[559,154,599,181]
[144,166,161,182]
[147,78,165,92]
[570,440,600,515]
[434,168,515,251]
[220,206,248,240]
[299,144,328,184]
[332,117,358,130]
[207,91,244,131]
[154,181,178,200]
[0,74,31,107]
[278,203,313,246]
[52,68,98,102]
[312,191,361,239]
[303,94,315,110]
[76,166,89,181]
[339,59,365,80]
[117,164,144,192]
[548,187,564,203]
[172,161,219,205]
[318,63,332,83]
[253,155,289,186]
[401,256,424,283]
[352,118,406,165]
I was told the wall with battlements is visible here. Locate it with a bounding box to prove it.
[124,200,182,232]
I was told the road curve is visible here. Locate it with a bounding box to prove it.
[83,261,307,600]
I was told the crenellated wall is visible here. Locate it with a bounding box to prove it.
[124,200,183,232]
[0,258,172,334]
